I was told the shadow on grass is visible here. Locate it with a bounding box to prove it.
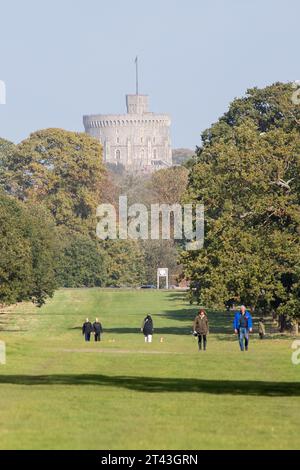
[0,374,299,396]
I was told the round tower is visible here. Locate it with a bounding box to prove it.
[83,93,172,173]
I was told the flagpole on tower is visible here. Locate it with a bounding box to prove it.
[135,56,139,95]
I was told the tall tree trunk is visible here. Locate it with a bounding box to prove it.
[279,314,287,332]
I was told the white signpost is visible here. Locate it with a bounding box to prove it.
[157,268,169,290]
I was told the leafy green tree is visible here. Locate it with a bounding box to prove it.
[25,203,58,306]
[1,129,105,233]
[0,138,15,186]
[103,240,146,287]
[56,231,107,288]
[149,166,189,205]
[181,83,300,328]
[0,193,33,305]
[0,193,58,306]
[0,138,15,158]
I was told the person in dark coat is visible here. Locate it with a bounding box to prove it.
[193,309,209,351]
[258,318,266,339]
[82,318,93,342]
[141,314,154,343]
[93,318,103,342]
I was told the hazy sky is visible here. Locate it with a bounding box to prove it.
[0,0,299,149]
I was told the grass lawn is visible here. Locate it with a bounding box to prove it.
[0,288,299,450]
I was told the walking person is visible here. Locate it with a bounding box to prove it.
[258,318,266,339]
[93,318,103,342]
[141,314,154,343]
[193,309,209,351]
[233,305,253,351]
[82,318,93,342]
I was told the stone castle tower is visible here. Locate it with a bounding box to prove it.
[83,90,172,173]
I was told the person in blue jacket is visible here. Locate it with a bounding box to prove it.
[233,305,253,351]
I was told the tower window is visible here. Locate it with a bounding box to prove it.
[153,149,157,159]
[116,150,121,161]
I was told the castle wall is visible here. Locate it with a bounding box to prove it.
[83,95,172,172]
